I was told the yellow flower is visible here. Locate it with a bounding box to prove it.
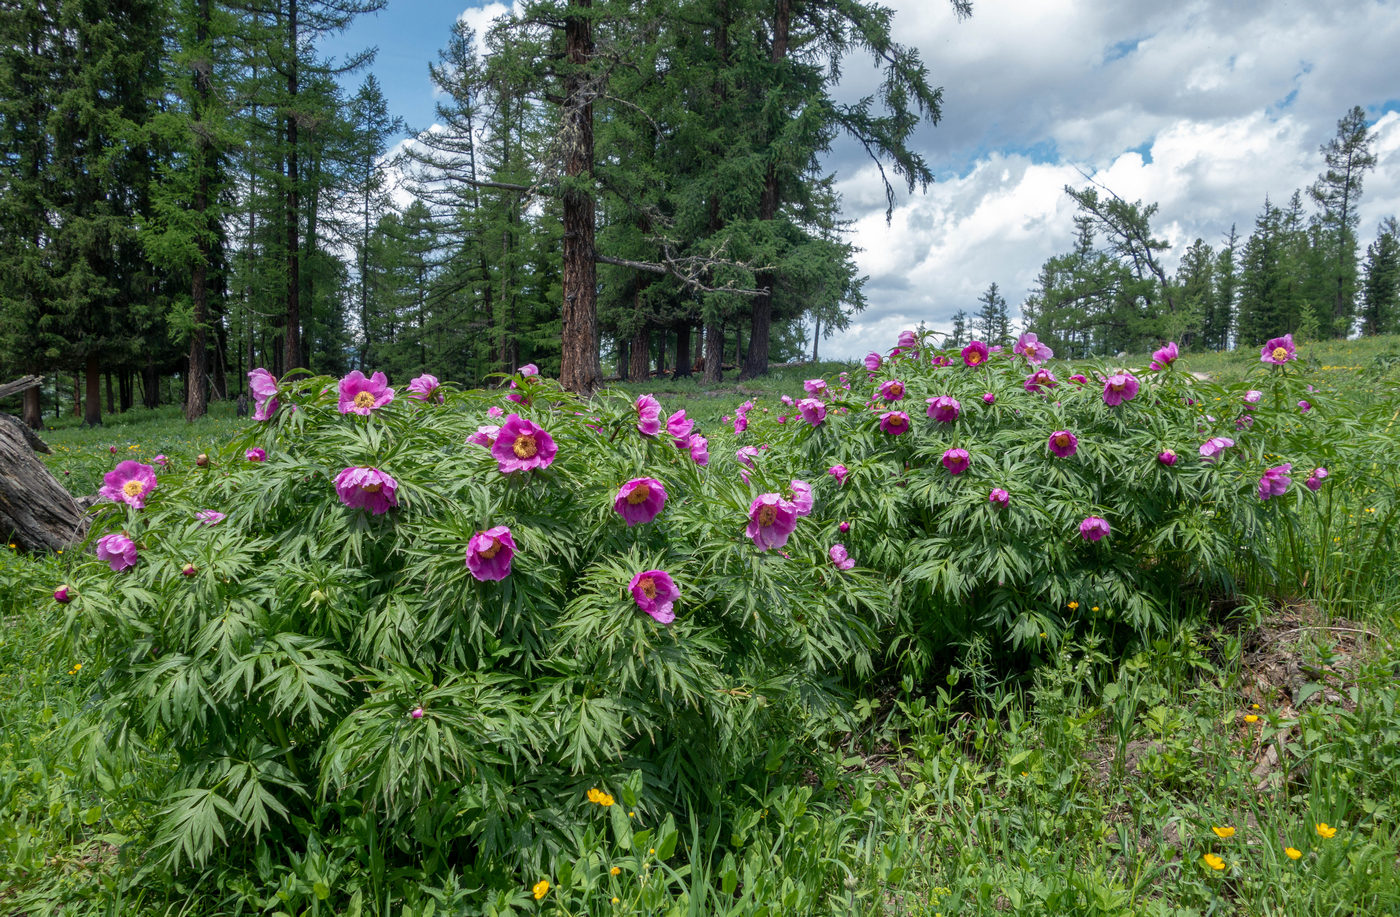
[1067,601,1079,610]
[532,880,550,900]
[73,663,82,671]
[1250,703,1260,710]
[1244,714,1259,724]
[610,866,621,876]
[611,897,620,905]
[1212,826,1236,839]
[1315,823,1337,839]
[586,787,616,807]
[1201,853,1226,871]
[1091,606,1100,612]
[1284,846,1302,860]
[628,811,636,818]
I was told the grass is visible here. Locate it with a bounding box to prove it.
[3,341,1400,914]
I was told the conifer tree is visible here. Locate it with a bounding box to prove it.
[1309,105,1377,337]
[1359,218,1400,336]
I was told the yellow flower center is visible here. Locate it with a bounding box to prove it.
[889,382,903,397]
[626,483,651,504]
[512,434,538,459]
[362,482,382,493]
[1054,434,1070,448]
[353,391,376,409]
[638,576,658,600]
[479,538,501,559]
[967,351,982,365]
[757,505,777,527]
[1272,346,1289,361]
[121,480,144,497]
[889,416,905,429]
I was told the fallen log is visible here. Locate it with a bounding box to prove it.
[0,413,87,552]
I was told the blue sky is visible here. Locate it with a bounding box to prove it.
[322,1,1400,360]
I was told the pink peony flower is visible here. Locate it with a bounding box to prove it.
[152,454,169,467]
[989,488,1009,507]
[246,448,266,462]
[407,374,444,403]
[777,415,787,424]
[614,477,668,526]
[982,392,996,405]
[338,370,395,415]
[879,411,911,435]
[99,460,158,509]
[1305,466,1328,491]
[1158,449,1179,466]
[96,532,139,571]
[941,448,971,475]
[468,424,501,447]
[1298,400,1312,413]
[746,493,799,551]
[1260,334,1297,365]
[838,520,850,533]
[1198,436,1235,461]
[487,405,504,417]
[409,707,424,719]
[688,434,709,466]
[828,544,855,571]
[181,563,197,577]
[1243,390,1262,409]
[333,466,399,515]
[828,464,849,485]
[492,414,557,473]
[196,510,226,526]
[1149,342,1179,371]
[1048,431,1078,458]
[518,363,539,377]
[667,410,694,446]
[505,382,530,406]
[1258,464,1292,501]
[732,413,748,434]
[787,479,813,516]
[804,378,827,395]
[109,445,117,454]
[1069,374,1088,385]
[897,329,918,350]
[797,398,827,426]
[1024,369,1059,393]
[1102,372,1139,406]
[54,584,72,603]
[466,525,516,581]
[878,379,906,402]
[636,394,665,436]
[736,445,760,469]
[961,340,989,367]
[629,569,679,624]
[1079,516,1110,542]
[926,395,961,423]
[864,352,882,372]
[1014,332,1053,365]
[780,394,794,407]
[248,368,279,421]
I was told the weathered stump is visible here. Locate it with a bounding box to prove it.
[0,413,88,552]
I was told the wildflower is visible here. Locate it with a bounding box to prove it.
[864,351,882,371]
[409,707,424,719]
[804,378,827,395]
[247,367,280,420]
[245,447,266,462]
[1149,341,1179,371]
[587,787,616,806]
[614,477,668,526]
[466,526,516,581]
[961,340,989,367]
[989,488,1009,507]
[99,460,159,509]
[96,532,139,572]
[334,467,399,515]
[688,434,709,466]
[636,394,665,436]
[838,521,850,533]
[406,373,444,403]
[1102,372,1139,406]
[878,411,911,435]
[732,412,748,434]
[338,370,395,415]
[798,397,827,426]
[1212,826,1236,839]
[1013,332,1053,364]
[153,454,169,467]
[941,448,970,475]
[196,510,226,526]
[1305,467,1328,491]
[181,562,197,577]
[1298,399,1312,413]
[827,543,855,571]
[532,880,549,900]
[1023,368,1058,393]
[1048,430,1078,458]
[982,392,995,405]
[611,897,620,904]
[879,379,906,402]
[1201,853,1226,871]
[487,405,504,417]
[828,464,849,485]
[1068,373,1088,385]
[785,479,814,517]
[746,493,799,551]
[109,445,117,454]
[518,363,539,377]
[610,866,621,876]
[492,414,557,473]
[1079,516,1110,542]
[1198,436,1235,461]
[1260,334,1297,364]
[1067,601,1079,610]
[1315,823,1337,839]
[897,329,918,350]
[666,409,694,446]
[54,584,72,604]
[505,380,531,406]
[1243,389,1262,409]
[926,395,961,422]
[1158,449,1178,466]
[736,445,760,469]
[1258,464,1292,501]
[1244,714,1259,724]
[630,569,679,624]
[468,424,500,448]
[1284,846,1302,860]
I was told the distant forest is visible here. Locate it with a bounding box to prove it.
[1,2,1395,428]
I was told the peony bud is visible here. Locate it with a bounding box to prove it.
[54,584,72,603]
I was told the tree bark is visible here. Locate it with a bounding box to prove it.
[703,321,722,382]
[83,352,102,427]
[629,316,650,382]
[674,321,692,377]
[0,416,86,552]
[558,0,600,394]
[22,384,42,429]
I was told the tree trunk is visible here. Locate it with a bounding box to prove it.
[282,0,302,372]
[0,416,87,552]
[83,353,102,427]
[703,321,722,382]
[558,0,600,394]
[105,371,114,415]
[629,316,650,382]
[22,385,42,429]
[674,321,692,377]
[119,370,133,413]
[812,312,820,362]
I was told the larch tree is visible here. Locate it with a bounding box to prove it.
[1309,105,1377,338]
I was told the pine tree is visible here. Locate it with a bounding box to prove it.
[1359,218,1400,336]
[1236,198,1290,346]
[1203,225,1239,350]
[1172,239,1213,348]
[1309,105,1377,337]
[974,282,1010,344]
[949,309,968,348]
